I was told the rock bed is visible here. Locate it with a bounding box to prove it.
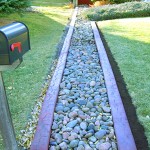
[49,8,117,150]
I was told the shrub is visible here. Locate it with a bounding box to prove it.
[91,0,132,4]
[0,0,30,12]
[109,0,132,4]
[83,2,150,21]
[90,1,110,7]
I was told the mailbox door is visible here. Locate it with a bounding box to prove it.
[0,33,10,65]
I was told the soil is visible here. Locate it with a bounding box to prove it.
[98,28,149,150]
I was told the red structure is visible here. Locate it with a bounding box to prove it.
[78,0,92,5]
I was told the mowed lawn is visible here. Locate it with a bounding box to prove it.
[31,0,68,6]
[0,0,72,148]
[98,17,150,146]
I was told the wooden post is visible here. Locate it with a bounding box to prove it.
[0,72,19,150]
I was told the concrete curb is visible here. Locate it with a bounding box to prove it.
[91,21,137,150]
[30,8,78,150]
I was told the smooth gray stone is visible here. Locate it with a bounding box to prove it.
[66,120,78,128]
[77,99,87,106]
[95,130,106,140]
[70,140,79,148]
[87,123,95,131]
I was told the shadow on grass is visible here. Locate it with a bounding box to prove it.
[97,28,149,150]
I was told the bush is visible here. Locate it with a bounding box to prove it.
[0,0,30,12]
[91,0,132,4]
[82,2,150,21]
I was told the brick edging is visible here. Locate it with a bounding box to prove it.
[30,8,78,150]
[91,21,137,150]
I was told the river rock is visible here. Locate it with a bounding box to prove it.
[54,133,62,144]
[90,81,96,87]
[86,102,93,108]
[69,111,78,118]
[59,142,68,150]
[98,142,111,150]
[89,136,97,142]
[62,132,70,139]
[80,122,87,130]
[67,83,72,89]
[84,132,92,138]
[95,130,106,140]
[102,106,111,113]
[55,106,64,112]
[77,145,85,150]
[87,123,95,131]
[49,146,56,150]
[52,122,58,130]
[85,144,93,150]
[70,140,79,148]
[77,99,87,106]
[82,107,89,112]
[66,120,78,128]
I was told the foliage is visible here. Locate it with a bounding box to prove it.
[83,2,150,21]
[110,0,132,4]
[0,0,30,12]
[90,0,110,7]
[97,17,150,147]
[91,0,132,4]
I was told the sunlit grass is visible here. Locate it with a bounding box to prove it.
[98,17,150,147]
[31,0,69,6]
[0,4,72,149]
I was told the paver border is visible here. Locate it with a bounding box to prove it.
[30,8,78,150]
[91,21,137,150]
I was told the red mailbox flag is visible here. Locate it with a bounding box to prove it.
[11,42,22,53]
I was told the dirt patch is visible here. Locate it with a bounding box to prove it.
[97,28,149,150]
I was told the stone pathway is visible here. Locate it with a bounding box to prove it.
[49,8,117,150]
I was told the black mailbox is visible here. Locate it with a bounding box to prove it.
[0,22,30,65]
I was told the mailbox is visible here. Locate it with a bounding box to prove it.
[0,22,30,65]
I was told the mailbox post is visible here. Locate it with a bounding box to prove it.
[0,22,30,150]
[0,65,20,150]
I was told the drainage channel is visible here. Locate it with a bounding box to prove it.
[31,7,136,150]
[49,8,117,150]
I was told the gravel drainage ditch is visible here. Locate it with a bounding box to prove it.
[31,7,136,150]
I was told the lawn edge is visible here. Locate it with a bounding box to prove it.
[91,21,137,150]
[30,7,78,150]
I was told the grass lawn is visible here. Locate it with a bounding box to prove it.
[31,0,69,6]
[0,0,72,148]
[97,17,150,147]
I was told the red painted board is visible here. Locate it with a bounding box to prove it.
[78,0,92,5]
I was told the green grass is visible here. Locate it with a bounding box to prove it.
[31,0,69,6]
[97,17,150,147]
[0,3,72,149]
[82,2,150,21]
